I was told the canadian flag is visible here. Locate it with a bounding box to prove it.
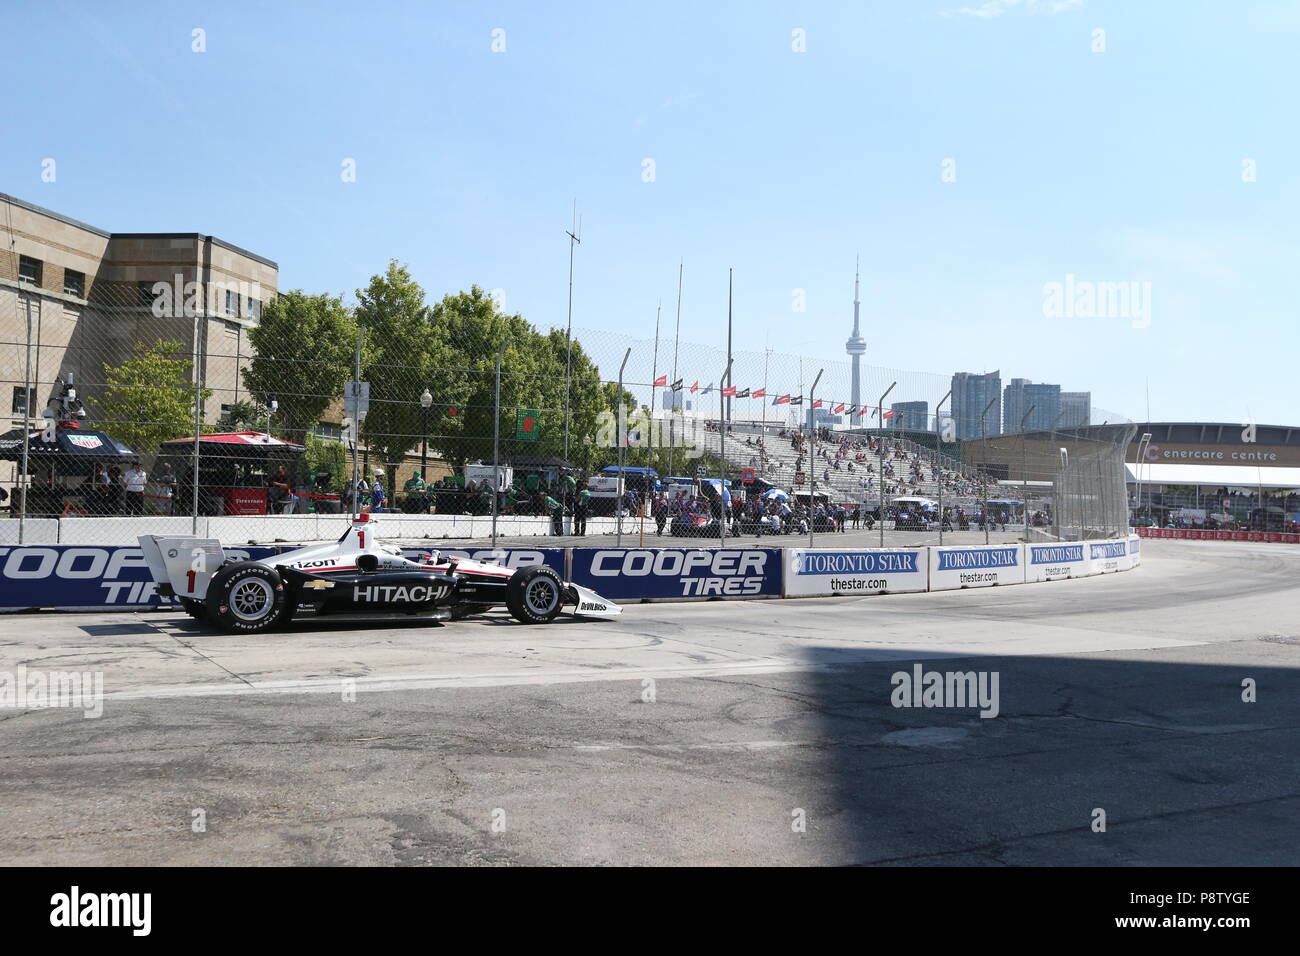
[654,374,666,387]
[883,409,896,419]
[690,381,699,394]
[722,385,736,397]
[857,406,869,417]
[751,388,766,398]
[812,399,823,408]
[833,403,845,414]
[774,394,791,405]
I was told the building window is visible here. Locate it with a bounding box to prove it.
[225,290,239,316]
[18,256,41,286]
[247,297,260,319]
[63,269,85,297]
[11,386,37,416]
[223,320,241,334]
[313,421,343,442]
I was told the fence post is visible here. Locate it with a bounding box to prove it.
[877,381,896,547]
[719,358,733,547]
[936,389,951,545]
[18,290,32,544]
[615,348,630,547]
[191,303,202,533]
[491,337,507,549]
[808,368,822,549]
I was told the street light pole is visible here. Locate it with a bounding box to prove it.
[936,389,951,545]
[615,348,631,547]
[877,381,897,547]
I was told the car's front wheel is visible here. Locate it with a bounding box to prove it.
[206,562,291,633]
[505,565,564,624]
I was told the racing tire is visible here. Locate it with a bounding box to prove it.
[179,597,208,622]
[206,562,290,633]
[504,565,564,625]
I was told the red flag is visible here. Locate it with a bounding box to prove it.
[857,406,869,417]
[722,385,736,397]
[812,399,823,408]
[751,388,766,398]
[690,381,699,394]
[654,374,667,387]
[882,409,896,419]
[833,403,845,414]
[775,394,791,405]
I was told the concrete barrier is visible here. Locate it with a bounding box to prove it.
[784,548,928,597]
[1025,541,1089,583]
[0,536,1144,612]
[928,544,1025,591]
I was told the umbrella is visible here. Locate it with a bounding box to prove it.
[760,488,790,500]
[0,425,136,475]
[157,431,305,459]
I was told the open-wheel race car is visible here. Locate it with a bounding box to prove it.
[138,514,621,633]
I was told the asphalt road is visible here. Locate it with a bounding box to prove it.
[0,539,1296,865]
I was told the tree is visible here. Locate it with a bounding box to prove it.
[353,267,617,476]
[354,261,440,471]
[243,290,356,443]
[97,340,211,456]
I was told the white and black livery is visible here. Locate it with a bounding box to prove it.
[138,513,621,633]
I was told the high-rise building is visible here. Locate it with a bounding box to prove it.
[1004,378,1062,433]
[889,401,929,431]
[1061,391,1091,428]
[951,370,1001,440]
[845,257,866,411]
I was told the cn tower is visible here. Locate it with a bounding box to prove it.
[846,256,866,410]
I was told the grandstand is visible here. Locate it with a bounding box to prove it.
[688,420,1013,516]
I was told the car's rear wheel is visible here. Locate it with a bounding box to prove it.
[206,563,291,633]
[505,565,564,624]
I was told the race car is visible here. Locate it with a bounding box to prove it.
[137,513,621,633]
[669,511,738,538]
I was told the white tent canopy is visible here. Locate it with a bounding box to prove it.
[1126,463,1300,490]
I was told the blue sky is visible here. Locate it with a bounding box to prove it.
[5,0,1298,425]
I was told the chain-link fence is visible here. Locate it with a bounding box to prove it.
[0,271,1133,547]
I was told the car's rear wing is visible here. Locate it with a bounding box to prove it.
[138,535,226,600]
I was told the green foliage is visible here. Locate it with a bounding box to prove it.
[243,290,356,443]
[353,267,609,472]
[215,399,266,432]
[303,433,348,488]
[97,340,210,456]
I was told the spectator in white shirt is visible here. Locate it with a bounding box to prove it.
[124,460,147,515]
